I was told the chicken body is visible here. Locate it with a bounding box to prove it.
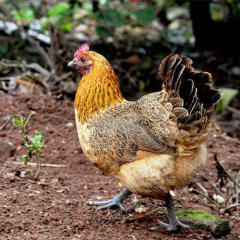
[70,48,221,231]
[75,92,208,199]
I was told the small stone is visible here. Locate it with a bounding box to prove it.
[96,196,103,200]
[83,185,88,190]
[132,197,138,205]
[149,226,158,231]
[135,206,149,214]
[38,179,48,186]
[0,139,15,157]
[213,194,225,204]
[20,171,26,178]
[88,200,93,205]
[231,66,240,76]
[65,122,74,128]
[5,172,15,178]
[176,209,231,238]
[56,189,65,193]
[65,200,71,205]
[29,191,40,197]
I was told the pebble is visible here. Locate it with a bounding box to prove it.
[213,194,225,204]
[65,199,71,205]
[96,196,103,200]
[20,171,26,178]
[149,226,158,231]
[0,139,15,156]
[5,172,15,178]
[66,122,74,128]
[135,206,149,214]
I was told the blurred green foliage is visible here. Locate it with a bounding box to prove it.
[47,2,70,17]
[4,0,240,39]
[135,7,156,24]
[5,0,160,38]
[216,88,238,114]
[210,0,240,20]
[0,43,8,54]
[46,2,73,32]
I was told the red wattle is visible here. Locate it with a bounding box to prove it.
[78,68,86,75]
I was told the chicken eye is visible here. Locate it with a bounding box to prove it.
[80,57,87,63]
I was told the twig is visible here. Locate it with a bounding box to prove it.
[24,62,50,76]
[193,183,217,205]
[224,203,240,212]
[0,116,14,131]
[195,182,208,196]
[236,170,240,205]
[236,170,240,215]
[202,176,225,198]
[55,72,73,83]
[227,106,240,116]
[121,210,157,224]
[12,162,66,168]
[214,154,240,188]
[225,192,234,206]
[0,58,51,76]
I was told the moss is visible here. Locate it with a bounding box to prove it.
[176,209,216,221]
[176,209,231,238]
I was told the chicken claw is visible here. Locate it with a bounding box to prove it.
[94,189,131,212]
[158,192,189,232]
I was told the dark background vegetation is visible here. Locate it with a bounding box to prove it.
[0,0,240,136]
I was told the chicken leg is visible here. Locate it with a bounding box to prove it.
[94,189,131,212]
[158,192,189,231]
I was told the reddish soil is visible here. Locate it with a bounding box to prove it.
[0,92,240,240]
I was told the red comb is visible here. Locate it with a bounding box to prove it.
[74,43,90,58]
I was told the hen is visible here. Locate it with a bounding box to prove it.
[68,44,221,231]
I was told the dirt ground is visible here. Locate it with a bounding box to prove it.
[0,92,240,240]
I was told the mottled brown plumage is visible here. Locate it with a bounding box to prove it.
[69,48,221,231]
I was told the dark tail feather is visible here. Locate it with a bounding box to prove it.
[159,54,222,129]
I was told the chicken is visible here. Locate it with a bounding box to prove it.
[68,44,221,231]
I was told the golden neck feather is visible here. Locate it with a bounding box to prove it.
[74,57,124,124]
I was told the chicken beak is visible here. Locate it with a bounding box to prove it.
[68,59,77,68]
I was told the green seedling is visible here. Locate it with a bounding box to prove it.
[12,112,45,179]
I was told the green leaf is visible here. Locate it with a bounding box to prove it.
[96,26,112,39]
[0,43,8,54]
[24,142,31,149]
[215,88,238,113]
[23,112,35,129]
[97,9,124,27]
[33,140,41,148]
[47,2,70,17]
[60,23,72,32]
[22,154,28,165]
[13,9,35,20]
[33,133,43,141]
[12,118,23,125]
[135,7,156,24]
[139,80,145,90]
[82,2,93,11]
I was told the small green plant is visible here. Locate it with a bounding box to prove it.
[13,112,44,179]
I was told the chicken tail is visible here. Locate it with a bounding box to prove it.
[158,54,222,129]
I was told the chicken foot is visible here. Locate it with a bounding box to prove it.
[94,189,131,212]
[158,192,189,231]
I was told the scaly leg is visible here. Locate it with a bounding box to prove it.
[158,192,189,231]
[94,189,131,212]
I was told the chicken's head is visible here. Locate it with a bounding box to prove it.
[68,43,93,75]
